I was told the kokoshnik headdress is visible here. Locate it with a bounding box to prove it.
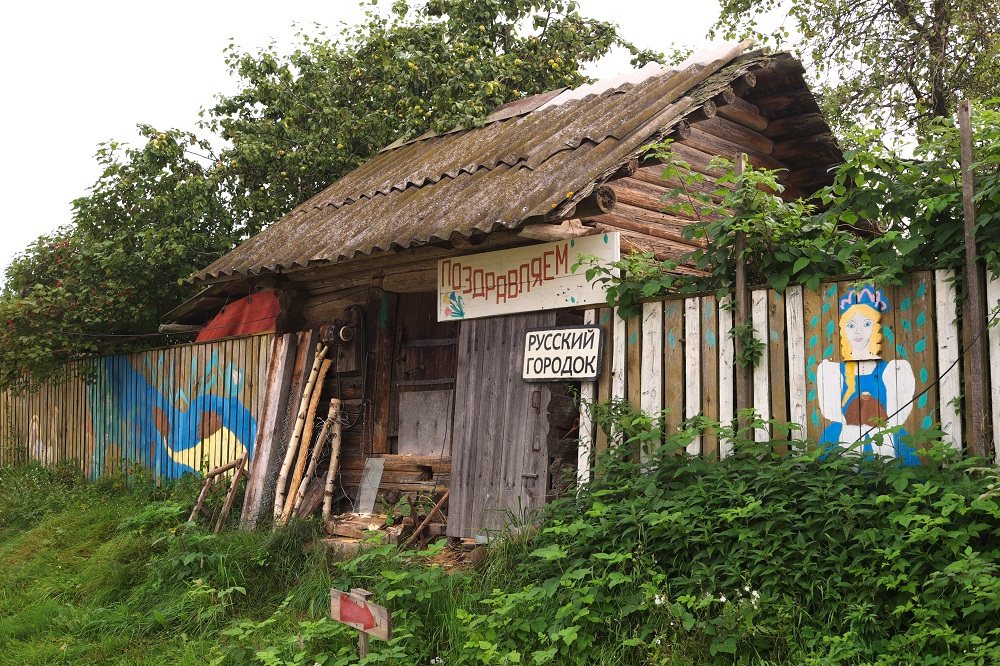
[839,285,890,315]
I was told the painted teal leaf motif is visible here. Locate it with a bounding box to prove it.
[826,321,835,338]
[895,344,907,358]
[808,388,816,401]
[812,410,820,426]
[920,367,928,383]
[822,302,831,315]
[704,303,714,319]
[770,330,779,342]
[827,285,837,298]
[667,331,678,348]
[917,283,926,298]
[807,354,816,368]
[914,339,926,353]
[901,318,912,333]
[922,416,933,430]
[916,312,926,327]
[917,394,928,409]
[667,303,678,316]
[628,332,638,346]
[883,326,895,344]
[824,345,834,357]
[706,330,717,348]
[808,371,816,384]
[809,335,818,348]
[901,297,911,311]
[601,312,610,324]
[810,315,820,328]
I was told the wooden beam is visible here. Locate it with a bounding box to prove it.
[712,91,768,132]
[762,113,828,139]
[687,116,775,156]
[771,134,839,163]
[677,126,785,172]
[959,100,989,458]
[369,290,398,455]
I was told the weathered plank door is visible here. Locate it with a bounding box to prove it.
[448,311,554,539]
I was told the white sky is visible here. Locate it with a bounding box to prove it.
[0,0,731,280]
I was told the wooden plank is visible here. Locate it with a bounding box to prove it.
[663,300,685,442]
[240,333,297,529]
[370,291,398,455]
[768,289,788,452]
[893,273,938,454]
[718,297,735,458]
[784,286,808,441]
[626,309,642,457]
[446,317,481,537]
[640,302,664,462]
[684,297,701,455]
[935,269,963,449]
[700,297,719,460]
[608,307,626,448]
[751,289,771,442]
[988,271,1000,460]
[594,307,613,453]
[801,283,826,444]
[959,100,989,457]
[578,309,598,484]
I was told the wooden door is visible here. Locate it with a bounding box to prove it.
[448,311,554,539]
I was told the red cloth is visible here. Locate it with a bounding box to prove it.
[196,290,282,342]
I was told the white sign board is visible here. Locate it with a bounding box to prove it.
[523,325,603,382]
[437,233,620,321]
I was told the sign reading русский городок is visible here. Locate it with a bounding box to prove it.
[436,233,620,321]
[522,325,604,382]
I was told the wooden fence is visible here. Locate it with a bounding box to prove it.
[578,269,1000,477]
[0,333,272,480]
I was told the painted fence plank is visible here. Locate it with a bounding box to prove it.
[595,307,613,454]
[895,272,938,453]
[577,309,598,485]
[988,271,1000,462]
[663,300,685,441]
[718,298,735,458]
[611,307,627,447]
[700,296,719,460]
[640,302,664,462]
[768,290,788,452]
[784,285,808,442]
[751,289,771,441]
[684,297,701,455]
[627,309,643,420]
[935,269,963,449]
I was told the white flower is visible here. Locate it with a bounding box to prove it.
[430,658,444,665]
[654,594,665,606]
[719,594,727,603]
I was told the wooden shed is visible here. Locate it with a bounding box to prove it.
[169,42,844,538]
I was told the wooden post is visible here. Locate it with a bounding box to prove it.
[352,588,373,659]
[322,399,344,521]
[214,452,249,534]
[959,100,989,458]
[401,489,450,550]
[733,153,752,435]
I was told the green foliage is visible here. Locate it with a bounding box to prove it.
[1,0,656,392]
[711,0,1000,136]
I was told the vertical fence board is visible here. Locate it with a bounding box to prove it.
[595,308,613,453]
[640,302,663,462]
[627,309,643,420]
[988,271,1000,460]
[768,289,788,451]
[663,300,685,440]
[684,298,701,455]
[935,269,963,449]
[700,296,719,460]
[898,273,938,452]
[578,309,598,484]
[801,285,825,443]
[784,285,808,441]
[718,298,735,458]
[751,289,771,441]
[612,307,627,406]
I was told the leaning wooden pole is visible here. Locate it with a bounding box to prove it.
[959,100,989,458]
[214,451,250,534]
[401,489,450,550]
[280,358,333,524]
[733,153,752,435]
[293,399,338,516]
[274,343,328,520]
[322,399,344,521]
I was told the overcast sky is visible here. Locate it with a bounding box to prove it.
[0,0,732,279]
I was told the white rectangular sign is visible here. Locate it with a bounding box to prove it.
[437,233,620,321]
[523,325,604,382]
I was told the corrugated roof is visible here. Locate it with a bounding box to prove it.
[194,41,763,284]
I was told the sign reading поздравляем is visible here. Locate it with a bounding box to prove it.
[437,233,620,321]
[523,325,603,382]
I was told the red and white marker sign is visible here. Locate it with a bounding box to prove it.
[330,588,391,641]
